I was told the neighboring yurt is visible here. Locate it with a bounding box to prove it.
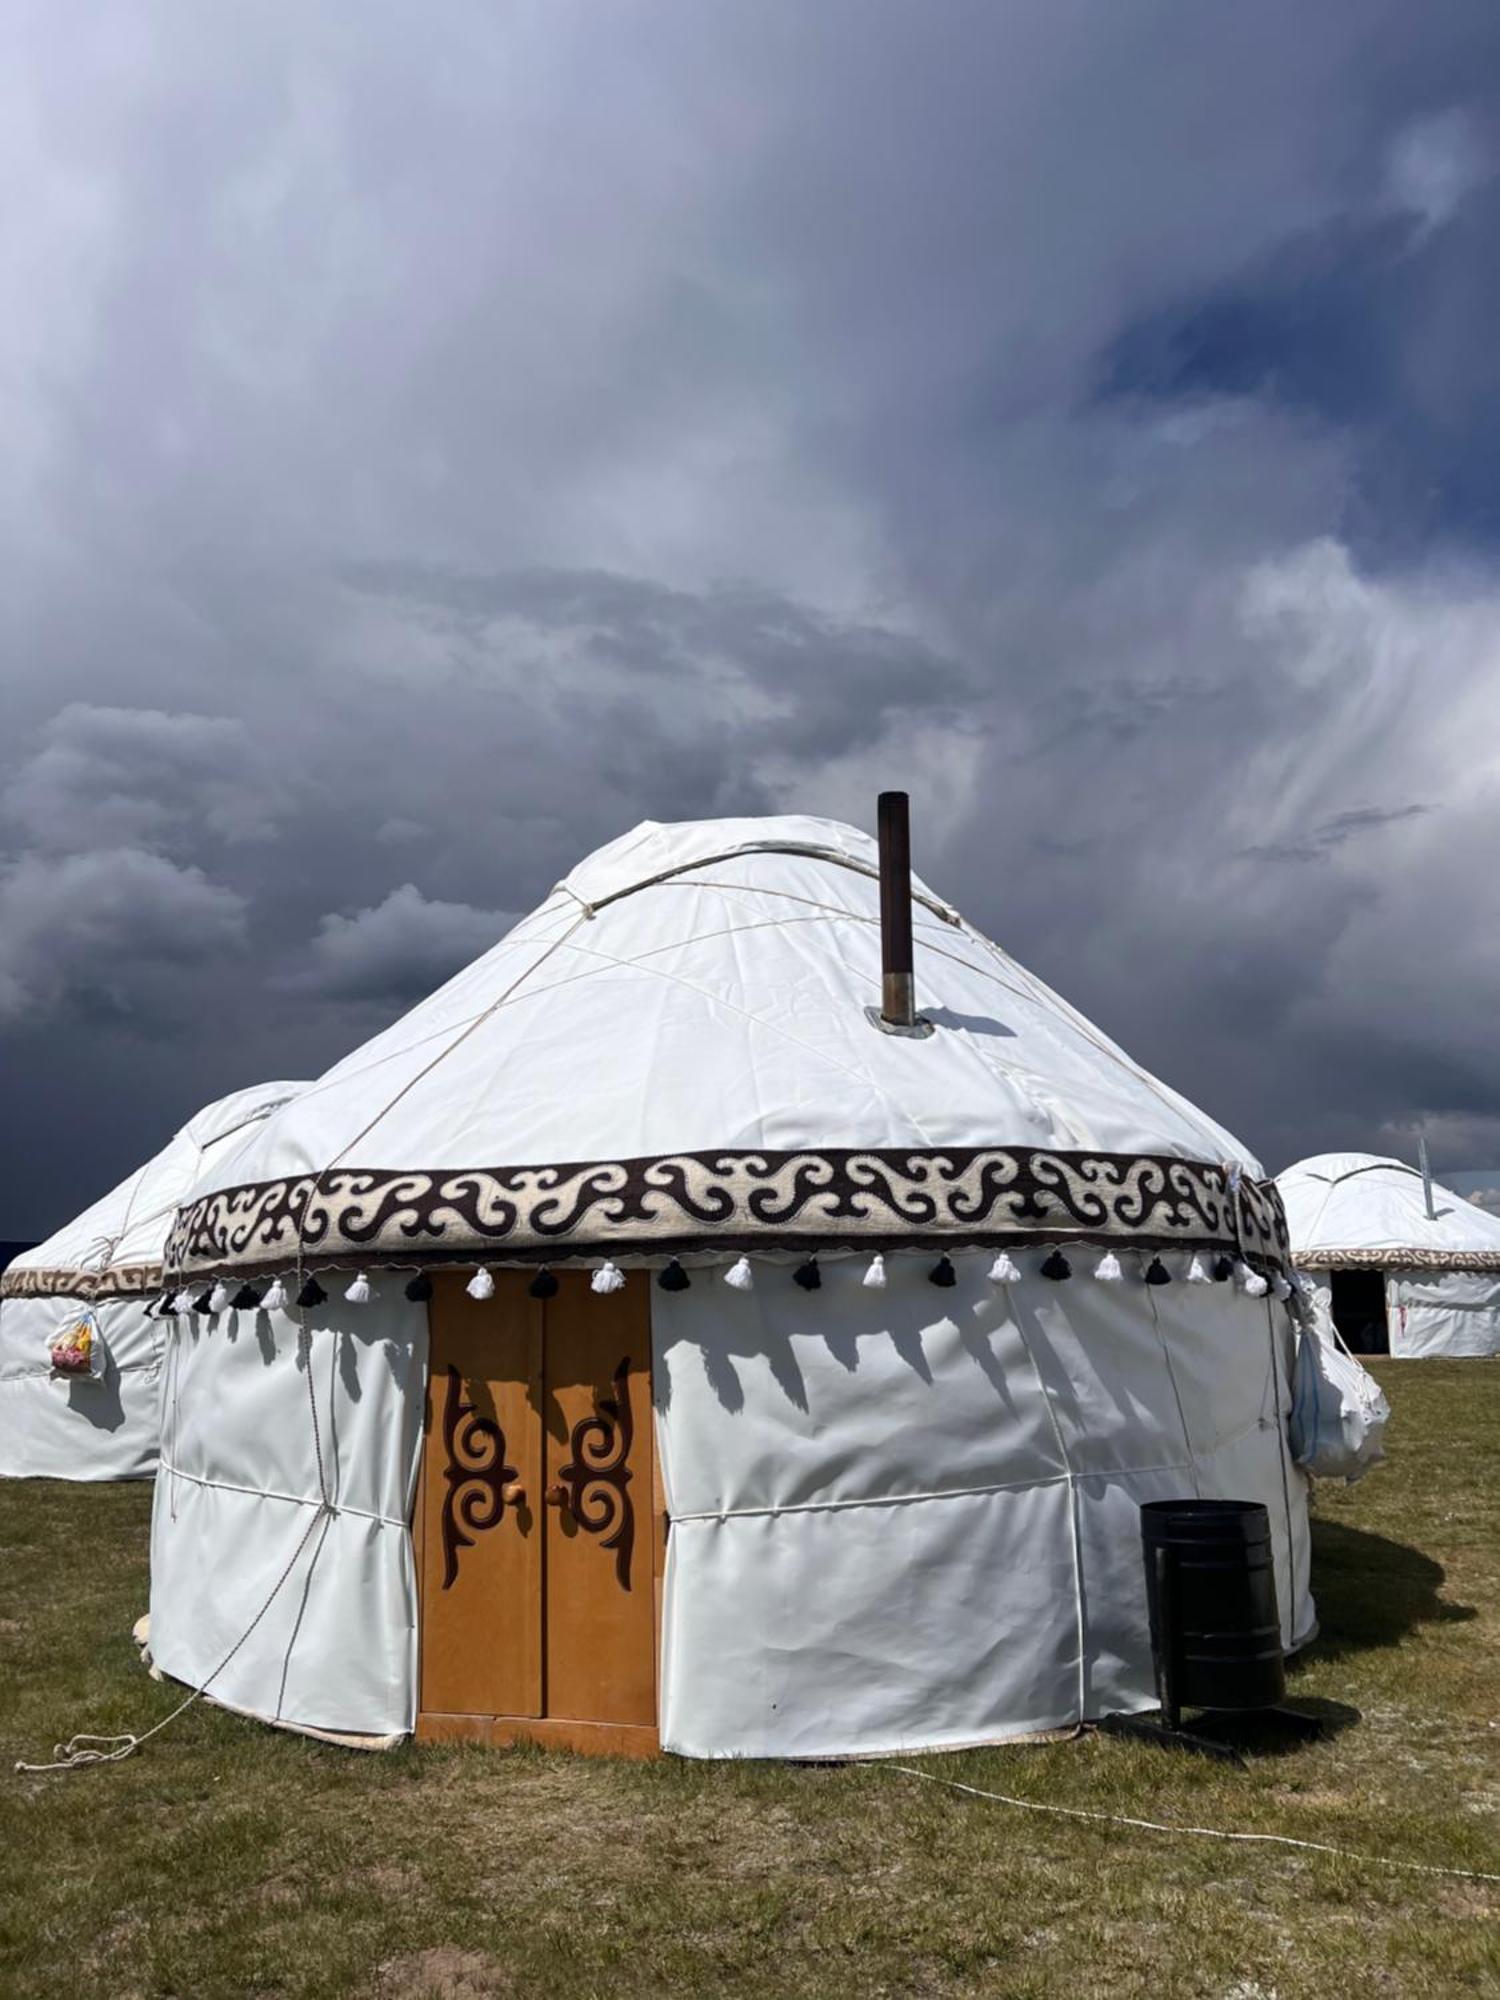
[0,1082,305,1480]
[148,812,1311,1758]
[1279,1152,1500,1359]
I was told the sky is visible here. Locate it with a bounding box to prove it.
[4,1,1500,1236]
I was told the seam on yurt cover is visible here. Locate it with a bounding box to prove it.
[1005,1300,1089,1724]
[156,1459,408,1530]
[1141,1264,1203,1500]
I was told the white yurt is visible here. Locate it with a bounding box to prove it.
[1278,1151,1500,1358]
[0,1082,305,1480]
[146,812,1312,1758]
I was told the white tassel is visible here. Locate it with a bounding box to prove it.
[1186,1255,1210,1285]
[466,1267,495,1301]
[862,1253,887,1289]
[1093,1251,1123,1282]
[1237,1261,1269,1298]
[344,1272,371,1304]
[208,1282,230,1315]
[591,1261,626,1295]
[1272,1273,1292,1301]
[987,1250,1021,1284]
[260,1277,288,1313]
[170,1290,193,1315]
[724,1256,754,1291]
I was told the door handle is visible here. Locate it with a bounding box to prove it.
[543,1484,570,1509]
[500,1481,525,1506]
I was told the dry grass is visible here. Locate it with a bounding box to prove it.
[1,1359,1497,1999]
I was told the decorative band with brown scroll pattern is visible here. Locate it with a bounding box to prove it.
[0,1262,163,1302]
[158,1148,1289,1280]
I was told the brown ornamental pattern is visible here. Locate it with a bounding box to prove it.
[159,1146,1291,1279]
[0,1262,164,1303]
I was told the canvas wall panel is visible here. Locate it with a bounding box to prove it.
[0,1295,163,1480]
[655,1248,1311,1757]
[1388,1270,1500,1358]
[149,1279,426,1737]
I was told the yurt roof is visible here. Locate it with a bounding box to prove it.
[1277,1150,1500,1271]
[2,1081,306,1300]
[166,815,1289,1280]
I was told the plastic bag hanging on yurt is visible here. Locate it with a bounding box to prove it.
[48,1310,106,1382]
[1288,1287,1390,1483]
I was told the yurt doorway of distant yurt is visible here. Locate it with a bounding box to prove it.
[413,1271,662,1754]
[1328,1269,1389,1355]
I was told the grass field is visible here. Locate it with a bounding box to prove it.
[2,1359,1497,1999]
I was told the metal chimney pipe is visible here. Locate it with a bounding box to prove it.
[877,791,916,1028]
[868,791,935,1039]
[1418,1137,1438,1221]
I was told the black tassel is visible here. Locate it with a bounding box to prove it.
[928,1254,957,1288]
[1040,1249,1071,1281]
[526,1267,559,1300]
[297,1276,327,1308]
[154,1292,177,1317]
[1145,1256,1172,1286]
[1213,1254,1235,1283]
[406,1272,435,1302]
[658,1259,691,1292]
[793,1257,822,1291]
[192,1287,215,1315]
[230,1282,263,1311]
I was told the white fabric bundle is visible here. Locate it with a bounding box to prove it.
[1289,1291,1390,1483]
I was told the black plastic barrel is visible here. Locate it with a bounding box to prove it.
[1141,1499,1285,1716]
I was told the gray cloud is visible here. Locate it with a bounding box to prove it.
[3,2,1500,1233]
[0,847,248,1023]
[286,884,518,1006]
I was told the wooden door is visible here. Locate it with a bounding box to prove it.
[416,1268,658,1753]
[541,1272,656,1728]
[418,1271,542,1719]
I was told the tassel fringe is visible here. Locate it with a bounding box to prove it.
[344,1273,371,1304]
[862,1253,887,1289]
[466,1267,495,1301]
[592,1262,626,1295]
[724,1257,754,1292]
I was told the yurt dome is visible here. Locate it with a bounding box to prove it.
[0,1081,305,1480]
[147,813,1311,1758]
[1279,1151,1500,1358]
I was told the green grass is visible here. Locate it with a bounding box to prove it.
[2,1359,1497,1999]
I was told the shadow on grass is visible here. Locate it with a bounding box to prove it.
[1298,1518,1476,1666]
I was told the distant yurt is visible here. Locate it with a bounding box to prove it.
[1279,1151,1500,1358]
[148,810,1311,1757]
[0,1083,304,1480]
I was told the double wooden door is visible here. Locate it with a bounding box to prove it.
[415,1269,659,1754]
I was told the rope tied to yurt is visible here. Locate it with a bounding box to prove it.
[15,1498,334,1775]
[874,1762,1500,1885]
[20,1213,340,1777]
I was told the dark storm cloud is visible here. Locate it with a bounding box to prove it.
[3,0,1500,1233]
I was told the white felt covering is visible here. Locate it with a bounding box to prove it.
[0,1081,305,1480]
[189,818,1259,1200]
[654,1247,1312,1757]
[148,1276,427,1738]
